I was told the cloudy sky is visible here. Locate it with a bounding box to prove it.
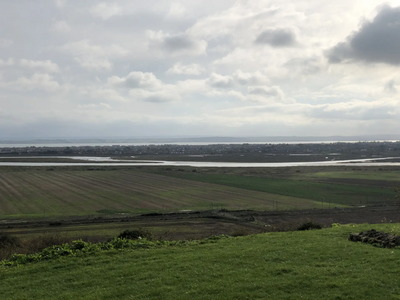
[1,0,400,139]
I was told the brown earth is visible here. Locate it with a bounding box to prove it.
[1,206,399,242]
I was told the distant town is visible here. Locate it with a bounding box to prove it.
[1,141,399,161]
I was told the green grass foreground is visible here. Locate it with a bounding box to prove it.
[2,224,400,299]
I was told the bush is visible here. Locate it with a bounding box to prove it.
[117,228,153,241]
[24,233,71,254]
[1,235,230,267]
[297,221,322,231]
[231,228,249,237]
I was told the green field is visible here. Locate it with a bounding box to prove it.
[0,169,320,219]
[1,223,400,299]
[301,171,400,181]
[153,170,397,207]
[0,167,398,219]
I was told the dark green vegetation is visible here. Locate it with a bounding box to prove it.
[153,168,398,207]
[1,235,228,267]
[297,221,322,231]
[2,223,400,299]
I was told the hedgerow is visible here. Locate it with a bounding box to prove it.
[0,235,229,267]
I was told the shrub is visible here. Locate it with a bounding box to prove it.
[1,235,230,267]
[24,233,71,254]
[231,228,249,237]
[297,221,322,231]
[117,228,153,241]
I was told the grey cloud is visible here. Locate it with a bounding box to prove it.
[248,86,284,99]
[148,31,207,56]
[327,5,400,65]
[164,35,195,51]
[129,89,179,102]
[384,80,397,94]
[255,28,296,47]
[284,56,322,75]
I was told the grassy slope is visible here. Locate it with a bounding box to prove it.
[2,223,400,299]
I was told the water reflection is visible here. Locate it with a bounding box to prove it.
[0,156,399,167]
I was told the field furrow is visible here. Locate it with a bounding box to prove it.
[0,169,318,218]
[32,172,120,213]
[0,174,39,214]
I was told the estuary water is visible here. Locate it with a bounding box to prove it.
[0,156,400,167]
[1,139,399,148]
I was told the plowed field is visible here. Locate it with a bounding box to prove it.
[0,170,318,218]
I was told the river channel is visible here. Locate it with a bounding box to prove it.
[0,156,400,167]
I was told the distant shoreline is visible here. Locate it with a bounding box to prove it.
[0,139,399,148]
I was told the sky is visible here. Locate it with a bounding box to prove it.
[1,0,400,139]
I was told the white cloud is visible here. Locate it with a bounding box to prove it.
[78,103,111,110]
[0,38,13,48]
[20,59,60,73]
[227,90,246,100]
[61,40,128,70]
[207,73,234,89]
[108,71,162,89]
[14,73,61,92]
[188,2,279,40]
[247,86,289,103]
[166,62,205,75]
[233,70,269,85]
[50,20,71,33]
[88,88,126,103]
[54,0,67,8]
[304,98,400,120]
[0,59,14,66]
[90,2,122,20]
[176,79,208,94]
[167,2,186,18]
[108,71,181,103]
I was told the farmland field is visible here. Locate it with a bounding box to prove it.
[0,165,398,219]
[151,169,398,207]
[300,171,400,181]
[0,168,319,218]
